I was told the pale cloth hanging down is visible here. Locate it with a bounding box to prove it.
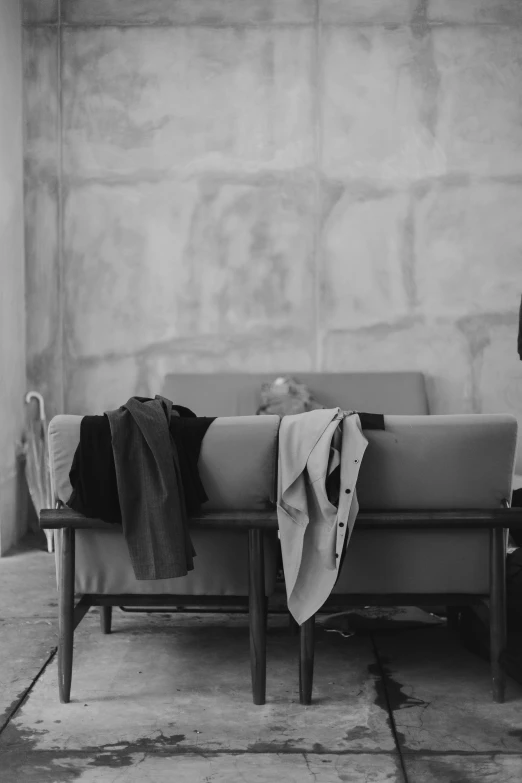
[23,391,54,553]
[277,408,368,625]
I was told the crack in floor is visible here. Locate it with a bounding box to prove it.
[0,647,57,737]
[370,633,411,783]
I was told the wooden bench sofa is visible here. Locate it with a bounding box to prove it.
[40,374,522,705]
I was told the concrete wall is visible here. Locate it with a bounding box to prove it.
[1,0,27,553]
[24,0,522,470]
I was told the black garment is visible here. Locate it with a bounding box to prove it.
[510,488,522,547]
[324,412,384,506]
[67,397,215,580]
[68,402,213,525]
[171,404,198,419]
[68,414,122,526]
[357,412,385,431]
[334,411,385,583]
[518,293,522,360]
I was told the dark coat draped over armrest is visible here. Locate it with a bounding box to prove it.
[68,396,214,580]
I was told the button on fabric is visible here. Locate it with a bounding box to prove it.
[339,522,345,527]
[345,488,351,494]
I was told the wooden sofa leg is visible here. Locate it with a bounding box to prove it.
[249,529,266,706]
[58,527,75,704]
[299,615,315,705]
[490,527,507,703]
[100,607,112,634]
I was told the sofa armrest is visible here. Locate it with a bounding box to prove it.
[41,507,522,531]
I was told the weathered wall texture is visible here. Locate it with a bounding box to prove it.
[24,0,522,470]
[1,0,27,553]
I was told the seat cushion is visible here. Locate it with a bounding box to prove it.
[357,413,518,511]
[72,528,278,596]
[334,529,490,595]
[48,414,279,511]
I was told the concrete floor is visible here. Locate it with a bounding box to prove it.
[2,540,522,782]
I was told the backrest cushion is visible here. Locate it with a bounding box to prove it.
[48,414,279,512]
[49,412,517,514]
[357,414,518,510]
[162,372,428,417]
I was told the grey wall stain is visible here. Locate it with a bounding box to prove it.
[61,0,316,27]
[410,0,441,140]
[401,194,418,310]
[457,312,518,414]
[411,0,430,34]
[328,316,424,341]
[23,0,58,26]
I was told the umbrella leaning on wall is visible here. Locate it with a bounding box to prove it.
[23,391,54,553]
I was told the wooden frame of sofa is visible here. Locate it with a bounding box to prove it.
[41,502,522,707]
